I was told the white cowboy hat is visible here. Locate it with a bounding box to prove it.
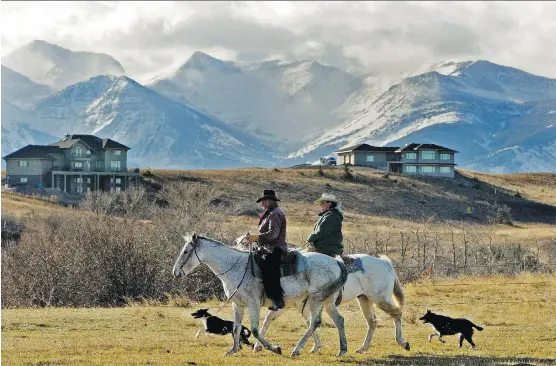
[314,192,340,204]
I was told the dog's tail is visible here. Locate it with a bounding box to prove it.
[472,323,484,331]
[380,255,405,307]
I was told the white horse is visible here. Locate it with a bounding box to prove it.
[172,233,349,357]
[253,253,411,354]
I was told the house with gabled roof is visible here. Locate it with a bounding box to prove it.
[3,134,141,193]
[334,143,401,170]
[333,142,458,178]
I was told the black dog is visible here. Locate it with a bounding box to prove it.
[191,308,253,347]
[419,309,484,348]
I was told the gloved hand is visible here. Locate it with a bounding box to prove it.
[247,234,259,243]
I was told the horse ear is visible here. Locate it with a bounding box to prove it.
[192,232,198,241]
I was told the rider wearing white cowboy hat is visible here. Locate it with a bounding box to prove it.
[306,193,344,257]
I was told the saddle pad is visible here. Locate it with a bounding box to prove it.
[338,256,364,274]
[252,250,308,278]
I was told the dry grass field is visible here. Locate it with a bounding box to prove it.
[2,167,555,365]
[2,274,555,366]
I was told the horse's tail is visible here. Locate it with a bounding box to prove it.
[379,255,405,308]
[319,260,348,302]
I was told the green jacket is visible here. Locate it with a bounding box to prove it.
[307,208,344,256]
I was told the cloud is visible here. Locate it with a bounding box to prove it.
[2,1,555,79]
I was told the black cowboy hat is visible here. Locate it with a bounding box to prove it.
[256,189,281,203]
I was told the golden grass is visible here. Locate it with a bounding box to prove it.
[459,170,556,206]
[2,274,555,365]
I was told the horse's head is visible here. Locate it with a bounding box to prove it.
[173,232,201,278]
[233,231,251,250]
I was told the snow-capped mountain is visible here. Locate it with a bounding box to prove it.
[147,52,361,150]
[288,60,556,173]
[1,99,58,164]
[1,65,55,109]
[1,40,125,90]
[29,75,275,169]
[2,38,554,173]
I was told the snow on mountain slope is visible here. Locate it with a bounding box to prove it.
[1,66,55,109]
[1,40,125,90]
[288,60,556,173]
[1,99,58,160]
[30,75,274,169]
[147,52,361,149]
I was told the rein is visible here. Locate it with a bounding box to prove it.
[186,236,252,314]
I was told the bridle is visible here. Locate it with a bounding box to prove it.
[178,234,253,314]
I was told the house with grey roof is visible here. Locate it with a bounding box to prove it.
[335,144,401,170]
[3,134,141,193]
[333,143,458,178]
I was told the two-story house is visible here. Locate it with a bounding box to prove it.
[333,142,458,178]
[392,143,458,178]
[3,134,141,193]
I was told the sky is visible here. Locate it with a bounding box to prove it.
[2,1,556,81]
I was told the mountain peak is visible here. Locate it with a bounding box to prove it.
[179,51,238,73]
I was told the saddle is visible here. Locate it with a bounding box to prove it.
[252,248,308,278]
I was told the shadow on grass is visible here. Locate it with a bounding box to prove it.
[355,354,556,366]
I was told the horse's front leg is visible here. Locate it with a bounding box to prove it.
[247,303,282,355]
[225,303,244,355]
[253,308,284,352]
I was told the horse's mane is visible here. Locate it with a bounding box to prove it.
[198,235,250,253]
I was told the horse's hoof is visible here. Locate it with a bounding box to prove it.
[224,349,238,356]
[336,350,347,357]
[253,345,263,353]
[355,348,367,354]
[404,342,411,351]
[290,350,300,358]
[273,346,282,355]
[310,347,321,354]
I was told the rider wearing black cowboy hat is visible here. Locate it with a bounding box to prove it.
[246,189,288,310]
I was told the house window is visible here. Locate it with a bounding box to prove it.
[366,155,375,162]
[87,150,91,156]
[116,178,122,184]
[20,177,28,183]
[115,187,121,193]
[75,147,83,157]
[440,166,452,173]
[422,166,436,173]
[405,152,417,160]
[73,162,83,169]
[76,177,83,183]
[421,150,436,160]
[18,160,28,167]
[76,185,83,193]
[110,161,121,172]
[405,165,417,173]
[87,178,91,184]
[114,150,122,156]
[440,153,451,160]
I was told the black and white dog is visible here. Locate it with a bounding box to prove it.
[419,309,484,348]
[191,308,253,347]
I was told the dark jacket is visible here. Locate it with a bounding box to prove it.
[258,203,288,252]
[307,208,343,256]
